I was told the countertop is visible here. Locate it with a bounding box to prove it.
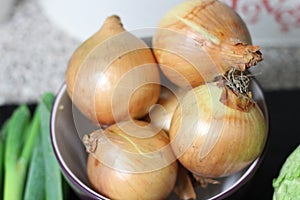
[0,0,300,105]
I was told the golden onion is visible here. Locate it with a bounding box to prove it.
[169,78,267,177]
[66,15,161,125]
[153,0,262,88]
[147,85,186,133]
[83,120,178,200]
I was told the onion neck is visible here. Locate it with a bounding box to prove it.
[93,15,125,41]
[207,42,263,73]
[218,68,254,112]
[219,85,253,112]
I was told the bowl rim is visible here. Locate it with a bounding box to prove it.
[50,79,269,200]
[50,83,109,200]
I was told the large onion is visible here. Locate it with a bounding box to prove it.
[153,0,263,88]
[83,120,178,200]
[66,15,161,125]
[169,78,267,177]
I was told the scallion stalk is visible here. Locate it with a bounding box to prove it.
[40,93,63,200]
[24,132,45,200]
[3,105,31,200]
[0,120,9,196]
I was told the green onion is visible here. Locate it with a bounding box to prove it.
[20,105,41,164]
[3,105,31,200]
[0,119,9,196]
[2,92,66,200]
[40,93,63,200]
[0,135,3,196]
[24,132,45,200]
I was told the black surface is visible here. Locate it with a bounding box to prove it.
[226,90,300,200]
[1,90,300,200]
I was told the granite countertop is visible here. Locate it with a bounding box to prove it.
[1,0,300,105]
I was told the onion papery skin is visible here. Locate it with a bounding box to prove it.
[86,120,178,200]
[148,86,186,133]
[66,15,161,125]
[168,83,267,177]
[153,0,262,88]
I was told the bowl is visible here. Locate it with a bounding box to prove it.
[39,0,300,46]
[50,77,269,200]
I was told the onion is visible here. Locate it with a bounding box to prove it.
[169,70,267,178]
[83,120,178,200]
[66,15,161,125]
[147,85,186,133]
[152,0,263,88]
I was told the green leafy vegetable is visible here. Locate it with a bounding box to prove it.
[273,145,300,200]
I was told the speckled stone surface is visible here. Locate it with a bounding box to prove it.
[0,0,80,105]
[0,0,300,105]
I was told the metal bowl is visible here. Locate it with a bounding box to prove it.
[50,79,269,200]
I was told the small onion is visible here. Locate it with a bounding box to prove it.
[169,78,267,177]
[153,0,263,88]
[83,120,178,200]
[66,15,160,125]
[147,85,186,133]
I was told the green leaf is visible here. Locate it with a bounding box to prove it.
[273,145,300,200]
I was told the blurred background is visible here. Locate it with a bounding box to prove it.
[0,0,299,104]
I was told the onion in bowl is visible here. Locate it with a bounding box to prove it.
[83,120,178,200]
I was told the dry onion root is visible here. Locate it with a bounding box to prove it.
[153,0,263,88]
[169,69,267,178]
